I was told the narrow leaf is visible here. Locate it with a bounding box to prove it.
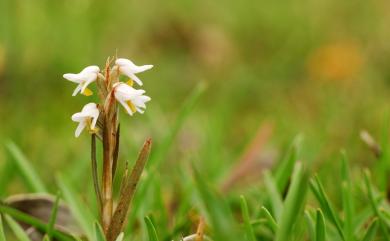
[144,216,159,241]
[46,192,61,239]
[361,218,378,241]
[107,138,152,241]
[240,196,256,241]
[5,141,47,192]
[94,222,106,241]
[315,210,326,241]
[4,215,31,241]
[275,162,308,241]
[0,216,6,241]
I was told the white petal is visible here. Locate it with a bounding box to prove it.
[63,73,82,83]
[81,65,100,74]
[132,64,153,74]
[118,100,134,116]
[128,73,143,86]
[72,84,82,96]
[75,121,87,137]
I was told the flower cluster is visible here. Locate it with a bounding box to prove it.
[63,58,152,137]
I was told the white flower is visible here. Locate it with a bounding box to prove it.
[113,83,151,115]
[71,103,100,137]
[115,58,153,86]
[63,65,100,96]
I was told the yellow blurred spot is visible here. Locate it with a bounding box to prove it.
[307,40,364,83]
[126,79,134,86]
[126,100,136,113]
[82,88,93,96]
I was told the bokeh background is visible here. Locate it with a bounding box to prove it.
[1,0,390,198]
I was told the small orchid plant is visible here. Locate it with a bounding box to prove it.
[63,57,153,241]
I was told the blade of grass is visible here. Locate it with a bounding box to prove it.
[363,170,390,240]
[144,216,159,241]
[0,215,6,241]
[275,134,302,192]
[150,82,206,167]
[5,141,47,192]
[275,162,308,241]
[0,202,73,241]
[94,222,106,241]
[193,166,238,241]
[56,174,94,240]
[263,171,283,221]
[304,211,315,241]
[260,206,278,233]
[315,209,326,241]
[47,192,61,239]
[361,218,378,241]
[341,151,354,241]
[310,175,344,240]
[4,215,31,241]
[240,196,256,241]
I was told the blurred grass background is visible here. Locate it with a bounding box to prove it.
[0,0,390,201]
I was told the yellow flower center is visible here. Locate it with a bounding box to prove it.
[126,78,134,86]
[126,100,137,113]
[82,87,93,96]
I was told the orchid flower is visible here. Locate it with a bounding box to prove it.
[63,65,100,96]
[115,58,153,86]
[113,82,151,115]
[71,103,100,137]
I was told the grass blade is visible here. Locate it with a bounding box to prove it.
[240,196,256,241]
[0,216,6,241]
[264,171,283,221]
[341,151,354,241]
[361,218,378,241]
[0,202,72,241]
[310,175,344,240]
[193,166,238,241]
[275,162,308,241]
[260,206,278,233]
[304,211,315,241]
[315,209,326,241]
[56,175,94,240]
[47,192,61,239]
[94,221,106,241]
[5,141,47,193]
[275,135,302,192]
[4,215,31,241]
[363,170,389,240]
[144,216,159,241]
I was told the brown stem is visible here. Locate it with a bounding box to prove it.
[101,116,113,233]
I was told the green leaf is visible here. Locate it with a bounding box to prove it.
[47,191,61,239]
[94,222,106,241]
[363,170,389,240]
[144,216,159,241]
[260,206,278,233]
[4,215,31,241]
[361,218,378,241]
[5,141,47,193]
[0,203,72,241]
[275,162,308,241]
[275,134,302,192]
[263,171,283,221]
[193,167,238,241]
[315,210,326,241]
[341,151,354,241]
[310,176,344,240]
[304,211,315,241]
[240,196,256,241]
[0,215,7,241]
[56,174,94,240]
[151,82,206,167]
